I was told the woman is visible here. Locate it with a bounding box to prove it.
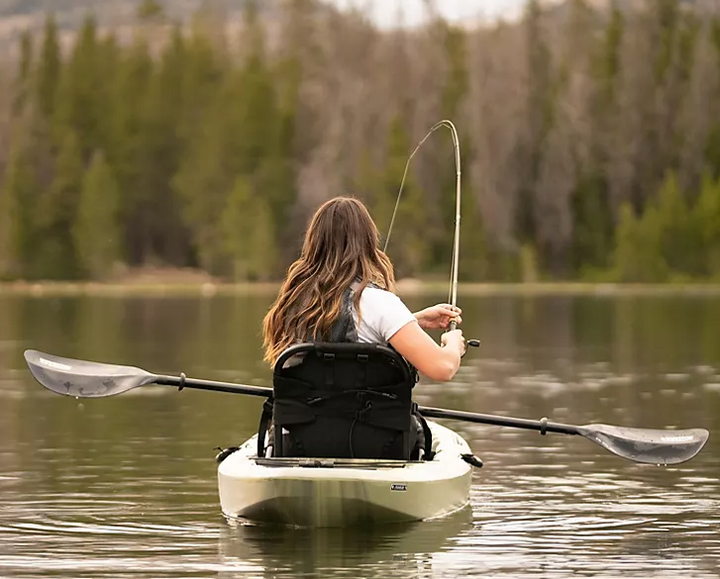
[263,196,467,379]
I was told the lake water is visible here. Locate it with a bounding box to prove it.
[0,291,719,578]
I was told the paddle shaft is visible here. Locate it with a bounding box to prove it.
[155,375,272,397]
[418,406,577,436]
[155,374,577,436]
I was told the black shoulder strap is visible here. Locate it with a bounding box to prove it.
[256,397,274,457]
[413,404,435,461]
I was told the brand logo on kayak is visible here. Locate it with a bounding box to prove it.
[390,483,407,491]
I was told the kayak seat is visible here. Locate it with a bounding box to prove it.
[257,342,432,460]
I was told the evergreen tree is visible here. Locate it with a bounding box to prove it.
[35,130,84,278]
[173,66,244,275]
[73,151,122,279]
[0,136,36,279]
[138,27,193,266]
[705,18,720,179]
[13,30,33,114]
[109,37,154,264]
[572,170,614,273]
[376,117,428,278]
[458,191,488,282]
[518,0,556,246]
[612,202,668,282]
[432,24,473,272]
[654,170,695,275]
[693,173,720,277]
[222,177,277,281]
[53,14,107,159]
[36,14,61,123]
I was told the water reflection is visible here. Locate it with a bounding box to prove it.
[0,292,719,578]
[217,509,473,579]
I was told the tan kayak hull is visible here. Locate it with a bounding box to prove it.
[217,421,474,527]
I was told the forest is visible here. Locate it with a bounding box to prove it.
[1,0,720,283]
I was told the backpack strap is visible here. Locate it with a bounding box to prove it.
[256,397,274,457]
[413,404,435,461]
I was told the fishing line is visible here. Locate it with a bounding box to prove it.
[382,119,462,323]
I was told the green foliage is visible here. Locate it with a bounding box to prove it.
[53,14,108,158]
[693,173,720,276]
[222,177,278,281]
[612,202,669,283]
[14,30,33,113]
[108,38,155,264]
[593,2,624,111]
[373,117,428,278]
[571,170,614,270]
[36,15,61,122]
[654,171,697,274]
[0,136,37,279]
[654,0,681,82]
[73,151,122,279]
[34,130,84,278]
[457,191,488,282]
[610,171,720,282]
[137,0,164,21]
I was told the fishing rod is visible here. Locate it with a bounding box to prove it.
[383,119,464,331]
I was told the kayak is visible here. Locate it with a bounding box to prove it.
[217,420,474,527]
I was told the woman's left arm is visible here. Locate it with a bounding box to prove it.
[414,304,462,330]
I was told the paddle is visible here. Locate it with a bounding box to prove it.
[24,349,709,465]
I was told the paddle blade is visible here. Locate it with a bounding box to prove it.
[24,350,158,398]
[578,424,709,465]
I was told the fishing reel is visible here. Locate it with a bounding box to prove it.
[461,338,480,358]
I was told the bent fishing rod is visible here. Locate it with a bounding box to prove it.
[383,119,470,336]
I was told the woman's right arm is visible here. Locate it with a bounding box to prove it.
[389,322,466,382]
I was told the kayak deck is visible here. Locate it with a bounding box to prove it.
[217,421,474,527]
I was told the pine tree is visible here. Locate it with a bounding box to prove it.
[109,37,154,264]
[35,130,84,278]
[73,151,122,279]
[13,30,33,114]
[0,136,36,279]
[173,66,243,274]
[222,177,277,281]
[612,202,668,282]
[458,191,488,282]
[138,28,192,266]
[53,14,106,160]
[572,170,614,272]
[432,24,472,273]
[377,117,428,278]
[693,173,720,277]
[705,17,720,179]
[518,0,555,246]
[36,14,61,123]
[654,170,695,275]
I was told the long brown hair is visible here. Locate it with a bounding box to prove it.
[262,196,396,365]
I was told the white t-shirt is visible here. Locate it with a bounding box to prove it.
[280,286,416,368]
[352,286,417,344]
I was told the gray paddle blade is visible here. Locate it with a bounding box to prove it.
[24,350,158,398]
[578,423,709,465]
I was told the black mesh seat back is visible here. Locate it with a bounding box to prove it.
[271,342,415,459]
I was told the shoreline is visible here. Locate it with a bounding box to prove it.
[2,279,720,298]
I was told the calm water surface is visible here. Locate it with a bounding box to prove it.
[0,292,719,578]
